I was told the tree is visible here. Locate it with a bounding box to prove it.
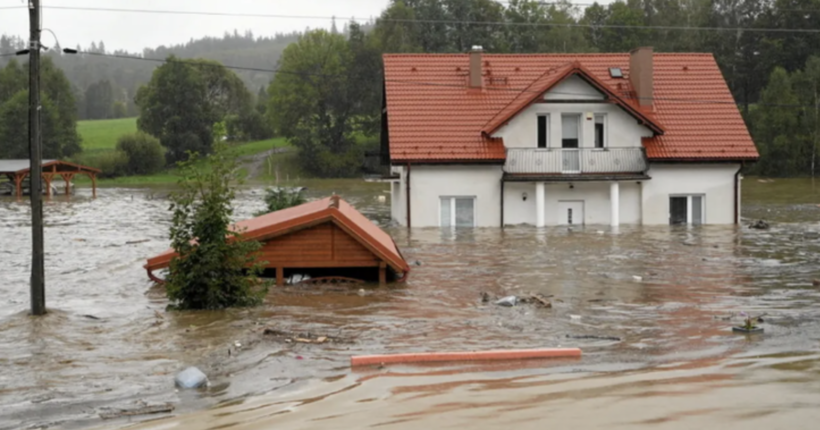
[504,0,550,53]
[749,67,800,176]
[268,30,364,177]
[0,57,80,159]
[373,1,422,53]
[165,133,266,310]
[135,56,253,163]
[85,79,114,119]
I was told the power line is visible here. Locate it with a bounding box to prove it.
[71,50,817,109]
[39,5,820,34]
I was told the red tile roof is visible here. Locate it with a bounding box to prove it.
[383,53,759,162]
[145,196,410,274]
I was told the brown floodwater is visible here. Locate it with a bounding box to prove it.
[2,178,820,429]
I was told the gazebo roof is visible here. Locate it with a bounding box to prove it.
[0,159,101,175]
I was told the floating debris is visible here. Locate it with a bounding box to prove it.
[174,367,208,389]
[749,220,770,230]
[566,334,621,341]
[495,296,518,307]
[262,328,353,344]
[99,404,175,420]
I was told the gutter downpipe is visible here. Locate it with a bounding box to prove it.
[734,162,743,225]
[406,163,411,228]
[500,178,505,228]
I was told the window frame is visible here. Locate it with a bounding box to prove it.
[439,196,477,228]
[669,194,705,225]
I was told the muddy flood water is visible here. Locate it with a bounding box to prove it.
[3,178,820,429]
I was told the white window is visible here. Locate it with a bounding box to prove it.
[440,196,475,227]
[561,114,580,148]
[670,195,704,225]
[594,114,606,148]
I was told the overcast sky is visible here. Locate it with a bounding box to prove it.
[1,0,391,52]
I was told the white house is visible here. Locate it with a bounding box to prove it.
[381,47,759,227]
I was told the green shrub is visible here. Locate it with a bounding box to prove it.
[256,187,306,216]
[165,138,267,310]
[73,151,128,178]
[116,132,166,175]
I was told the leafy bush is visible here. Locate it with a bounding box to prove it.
[165,139,267,310]
[73,151,128,178]
[116,132,166,175]
[257,187,306,215]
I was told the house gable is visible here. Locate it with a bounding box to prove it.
[544,75,606,101]
[257,221,379,267]
[481,63,664,137]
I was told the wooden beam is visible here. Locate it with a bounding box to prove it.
[276,267,284,287]
[89,173,97,199]
[379,262,387,285]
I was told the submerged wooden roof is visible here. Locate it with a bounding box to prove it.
[0,159,101,174]
[145,195,410,273]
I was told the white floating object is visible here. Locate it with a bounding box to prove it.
[596,230,604,235]
[377,195,387,203]
[632,275,643,282]
[570,314,582,320]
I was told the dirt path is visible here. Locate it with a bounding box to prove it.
[241,147,290,180]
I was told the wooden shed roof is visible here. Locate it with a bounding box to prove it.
[145,196,410,274]
[0,159,101,174]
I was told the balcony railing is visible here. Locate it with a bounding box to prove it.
[504,147,647,175]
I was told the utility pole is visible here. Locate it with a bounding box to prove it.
[29,0,45,316]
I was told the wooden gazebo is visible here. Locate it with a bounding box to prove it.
[145,195,411,286]
[0,159,100,198]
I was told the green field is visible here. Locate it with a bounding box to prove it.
[77,117,138,154]
[74,118,295,185]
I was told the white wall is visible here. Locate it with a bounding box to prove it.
[642,163,740,225]
[493,77,654,150]
[504,181,642,226]
[407,165,503,227]
[544,75,605,101]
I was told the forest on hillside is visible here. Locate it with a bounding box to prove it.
[2,0,820,177]
[0,30,302,119]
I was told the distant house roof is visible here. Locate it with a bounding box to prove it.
[382,53,759,163]
[145,196,410,274]
[0,159,101,175]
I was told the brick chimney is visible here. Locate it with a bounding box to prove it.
[469,45,483,89]
[629,47,653,108]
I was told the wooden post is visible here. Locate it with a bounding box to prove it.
[90,173,97,199]
[60,173,74,196]
[276,267,284,287]
[43,174,52,198]
[14,173,24,200]
[28,0,46,316]
[379,262,387,285]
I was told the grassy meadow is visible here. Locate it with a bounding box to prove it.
[74,118,293,185]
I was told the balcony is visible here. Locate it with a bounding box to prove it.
[504,147,648,176]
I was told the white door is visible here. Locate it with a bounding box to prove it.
[558,200,584,225]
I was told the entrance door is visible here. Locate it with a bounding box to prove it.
[558,200,584,225]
